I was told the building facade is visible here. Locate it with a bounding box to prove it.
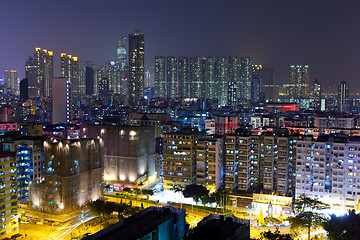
[0,152,18,239]
[29,138,103,213]
[128,30,145,105]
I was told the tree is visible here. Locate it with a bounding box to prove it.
[212,187,230,211]
[133,188,141,198]
[260,228,293,240]
[293,194,328,212]
[201,194,215,206]
[123,187,133,197]
[289,195,329,240]
[323,210,360,240]
[182,184,209,205]
[142,189,154,200]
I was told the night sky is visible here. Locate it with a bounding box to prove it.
[1,0,359,90]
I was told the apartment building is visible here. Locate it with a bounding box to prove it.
[296,135,360,210]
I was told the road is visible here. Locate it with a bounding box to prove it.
[18,211,95,240]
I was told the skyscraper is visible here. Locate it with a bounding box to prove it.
[128,30,145,105]
[25,48,53,98]
[154,56,166,98]
[289,65,310,98]
[166,57,178,98]
[313,79,321,111]
[215,57,228,106]
[117,37,128,96]
[228,57,239,105]
[4,70,18,94]
[190,56,202,98]
[60,53,79,96]
[203,56,216,100]
[338,81,349,113]
[239,57,252,101]
[178,56,190,99]
[117,36,127,69]
[251,65,263,103]
[262,67,279,102]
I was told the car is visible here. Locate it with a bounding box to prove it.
[51,222,60,226]
[20,220,29,224]
[36,221,44,225]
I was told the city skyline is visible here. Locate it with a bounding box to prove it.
[0,0,359,90]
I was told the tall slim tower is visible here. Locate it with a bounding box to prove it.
[190,56,202,98]
[128,30,145,105]
[289,65,310,98]
[338,81,349,113]
[178,57,190,99]
[154,56,166,98]
[239,57,252,101]
[313,79,321,110]
[166,56,178,98]
[215,57,228,106]
[228,57,239,105]
[25,48,53,98]
[117,36,127,69]
[251,65,263,103]
[60,53,79,95]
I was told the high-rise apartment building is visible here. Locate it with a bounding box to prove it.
[25,48,54,98]
[4,70,18,95]
[203,56,216,100]
[223,134,260,190]
[128,30,145,105]
[239,57,252,101]
[215,57,228,106]
[0,152,18,238]
[178,57,190,99]
[251,65,263,102]
[3,137,44,201]
[313,79,322,110]
[190,56,203,98]
[163,131,199,189]
[60,53,79,96]
[296,135,360,210]
[196,136,224,192]
[154,56,166,98]
[228,57,239,106]
[289,65,310,98]
[117,36,127,69]
[262,67,279,102]
[166,57,178,98]
[338,81,349,113]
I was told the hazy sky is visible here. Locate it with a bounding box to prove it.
[1,0,359,90]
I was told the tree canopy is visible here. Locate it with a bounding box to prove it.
[182,184,209,204]
[289,195,329,240]
[323,210,360,240]
[260,228,293,240]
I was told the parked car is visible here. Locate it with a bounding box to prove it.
[36,221,43,225]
